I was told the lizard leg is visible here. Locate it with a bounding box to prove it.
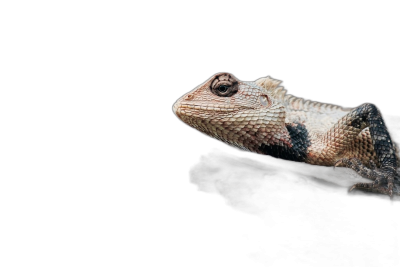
[335,158,377,180]
[369,160,377,170]
[326,103,398,196]
[335,158,398,196]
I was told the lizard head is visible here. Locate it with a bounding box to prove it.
[173,73,288,152]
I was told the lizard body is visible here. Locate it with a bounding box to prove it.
[173,73,400,196]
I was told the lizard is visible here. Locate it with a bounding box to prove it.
[173,72,400,197]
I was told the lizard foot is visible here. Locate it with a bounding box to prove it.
[335,158,399,197]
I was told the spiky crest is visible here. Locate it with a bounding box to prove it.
[255,76,351,113]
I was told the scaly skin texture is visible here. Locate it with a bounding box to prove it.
[173,73,400,196]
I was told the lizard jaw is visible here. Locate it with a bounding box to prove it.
[174,101,239,113]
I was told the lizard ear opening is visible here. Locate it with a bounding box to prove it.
[210,73,238,97]
[260,95,271,108]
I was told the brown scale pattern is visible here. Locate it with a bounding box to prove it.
[173,73,400,197]
[339,129,377,166]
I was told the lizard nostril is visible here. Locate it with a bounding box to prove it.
[185,94,194,100]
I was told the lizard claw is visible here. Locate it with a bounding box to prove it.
[334,158,345,168]
[336,157,398,197]
[349,184,357,192]
[333,159,343,170]
[349,181,397,197]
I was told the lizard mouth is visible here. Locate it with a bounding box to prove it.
[174,100,248,114]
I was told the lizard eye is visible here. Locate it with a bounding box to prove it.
[210,74,239,97]
[212,83,237,97]
[217,85,230,93]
